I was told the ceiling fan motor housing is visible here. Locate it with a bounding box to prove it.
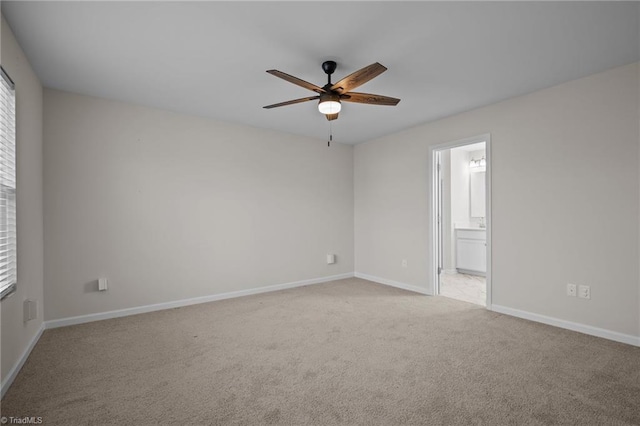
[320,93,340,103]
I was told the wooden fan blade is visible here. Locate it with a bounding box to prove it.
[326,113,338,121]
[330,63,387,94]
[263,96,319,109]
[341,92,400,106]
[266,70,326,94]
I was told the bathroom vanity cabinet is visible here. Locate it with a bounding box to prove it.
[455,228,486,275]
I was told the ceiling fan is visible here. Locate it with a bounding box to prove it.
[263,61,400,121]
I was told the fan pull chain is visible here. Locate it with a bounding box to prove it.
[328,121,333,147]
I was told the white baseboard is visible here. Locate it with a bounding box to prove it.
[45,272,355,329]
[491,304,640,347]
[1,322,45,398]
[354,272,430,295]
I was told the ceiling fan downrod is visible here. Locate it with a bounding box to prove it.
[322,60,337,86]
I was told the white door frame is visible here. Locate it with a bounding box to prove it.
[429,133,492,309]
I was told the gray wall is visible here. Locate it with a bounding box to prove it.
[0,16,44,383]
[43,90,354,320]
[355,62,640,338]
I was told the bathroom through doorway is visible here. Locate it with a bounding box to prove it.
[431,135,491,307]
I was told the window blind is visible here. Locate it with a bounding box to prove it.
[0,67,16,300]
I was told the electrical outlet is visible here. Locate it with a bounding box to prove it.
[578,285,591,299]
[401,259,408,268]
[567,283,577,297]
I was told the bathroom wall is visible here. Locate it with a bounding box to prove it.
[450,148,471,229]
[440,151,454,272]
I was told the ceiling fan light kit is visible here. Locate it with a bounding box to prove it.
[318,95,341,114]
[264,60,400,122]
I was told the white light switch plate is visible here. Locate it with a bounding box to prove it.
[98,278,108,291]
[23,299,37,322]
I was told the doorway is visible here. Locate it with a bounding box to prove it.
[431,135,491,308]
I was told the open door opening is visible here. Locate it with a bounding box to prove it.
[431,136,491,308]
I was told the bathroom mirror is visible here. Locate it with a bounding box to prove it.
[470,171,485,218]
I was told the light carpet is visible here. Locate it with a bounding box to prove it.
[1,278,639,425]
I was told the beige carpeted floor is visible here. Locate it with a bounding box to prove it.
[1,278,639,425]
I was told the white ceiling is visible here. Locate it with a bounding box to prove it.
[2,1,638,145]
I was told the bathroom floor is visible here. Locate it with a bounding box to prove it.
[440,272,486,306]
